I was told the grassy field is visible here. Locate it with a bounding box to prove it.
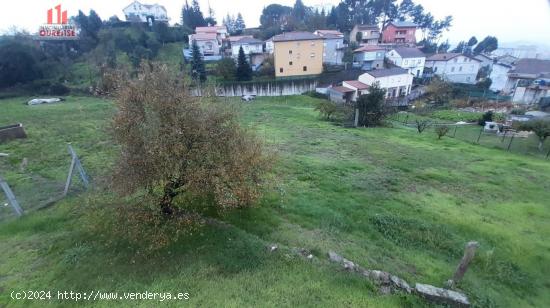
[1,95,549,307]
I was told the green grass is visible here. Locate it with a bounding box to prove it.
[1,95,550,307]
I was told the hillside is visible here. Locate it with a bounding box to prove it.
[1,96,549,307]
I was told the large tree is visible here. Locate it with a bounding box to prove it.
[474,36,498,54]
[190,41,206,82]
[181,0,207,30]
[519,119,550,151]
[236,46,252,81]
[0,41,42,88]
[234,13,246,35]
[112,63,269,235]
[356,83,387,127]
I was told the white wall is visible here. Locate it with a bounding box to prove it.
[425,55,481,84]
[489,64,512,92]
[358,73,413,98]
[231,43,263,57]
[386,51,425,78]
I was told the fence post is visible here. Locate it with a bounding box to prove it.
[507,134,515,151]
[68,145,90,188]
[546,147,550,159]
[476,126,484,144]
[63,154,77,196]
[452,125,458,138]
[0,176,24,217]
[501,130,507,142]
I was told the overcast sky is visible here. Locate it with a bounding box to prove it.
[2,0,549,46]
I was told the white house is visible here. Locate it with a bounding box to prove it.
[265,38,274,54]
[507,59,550,104]
[314,30,345,65]
[490,62,514,92]
[189,32,220,56]
[386,47,425,78]
[342,80,370,101]
[231,37,265,67]
[123,1,168,23]
[353,45,385,70]
[424,53,481,84]
[358,68,413,98]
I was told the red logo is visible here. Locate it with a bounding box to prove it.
[47,4,68,24]
[37,4,78,40]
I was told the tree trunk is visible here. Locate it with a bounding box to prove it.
[159,180,180,217]
[539,139,544,152]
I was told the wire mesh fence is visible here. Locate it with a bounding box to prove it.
[0,144,90,221]
[389,113,550,160]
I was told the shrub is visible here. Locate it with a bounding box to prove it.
[215,58,237,81]
[435,125,450,139]
[518,119,550,151]
[415,119,432,133]
[111,63,270,248]
[315,101,337,120]
[305,91,328,100]
[49,83,70,95]
[510,108,525,115]
[356,83,387,127]
[478,111,494,126]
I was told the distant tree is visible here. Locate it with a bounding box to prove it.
[223,14,235,34]
[326,7,338,29]
[356,83,387,127]
[452,41,466,53]
[315,101,338,120]
[181,0,207,29]
[292,0,308,23]
[190,41,206,82]
[153,22,171,45]
[474,36,498,54]
[216,58,236,80]
[519,119,550,151]
[355,31,363,43]
[426,76,453,105]
[435,125,450,139]
[415,119,431,133]
[87,10,103,36]
[260,4,292,29]
[437,40,451,53]
[467,36,478,47]
[258,55,275,77]
[478,111,494,126]
[236,46,252,81]
[476,78,492,90]
[234,13,246,35]
[0,41,42,88]
[205,4,217,25]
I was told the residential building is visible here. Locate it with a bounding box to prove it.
[123,1,168,23]
[490,62,514,92]
[350,25,380,45]
[358,67,413,98]
[328,86,356,104]
[265,38,274,54]
[231,37,265,67]
[353,45,385,71]
[386,47,425,78]
[424,53,482,84]
[189,26,228,56]
[381,21,417,44]
[474,53,494,69]
[507,59,550,104]
[314,30,345,65]
[342,80,370,101]
[272,32,324,77]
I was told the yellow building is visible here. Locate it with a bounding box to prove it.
[272,32,324,77]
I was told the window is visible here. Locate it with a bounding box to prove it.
[289,50,292,54]
[289,61,293,65]
[453,58,458,63]
[417,59,422,64]
[303,66,307,72]
[311,42,315,46]
[310,53,315,58]
[434,67,438,72]
[404,60,408,65]
[466,77,471,82]
[279,68,283,73]
[459,66,462,72]
[451,67,455,72]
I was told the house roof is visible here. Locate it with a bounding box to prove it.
[354,45,385,53]
[509,58,550,76]
[426,53,480,62]
[228,35,253,42]
[190,33,217,41]
[315,30,344,38]
[363,67,409,78]
[272,31,322,42]
[475,53,493,61]
[331,86,356,94]
[195,26,227,33]
[387,21,418,28]
[392,47,424,58]
[234,37,263,45]
[355,24,380,31]
[343,80,369,90]
[123,1,167,13]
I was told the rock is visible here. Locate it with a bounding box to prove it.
[328,251,343,263]
[379,285,392,295]
[20,158,28,171]
[390,275,412,293]
[368,270,391,284]
[415,283,470,307]
[342,259,356,271]
[267,244,278,252]
[306,254,314,260]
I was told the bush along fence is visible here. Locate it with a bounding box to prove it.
[390,113,550,160]
[0,144,90,219]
